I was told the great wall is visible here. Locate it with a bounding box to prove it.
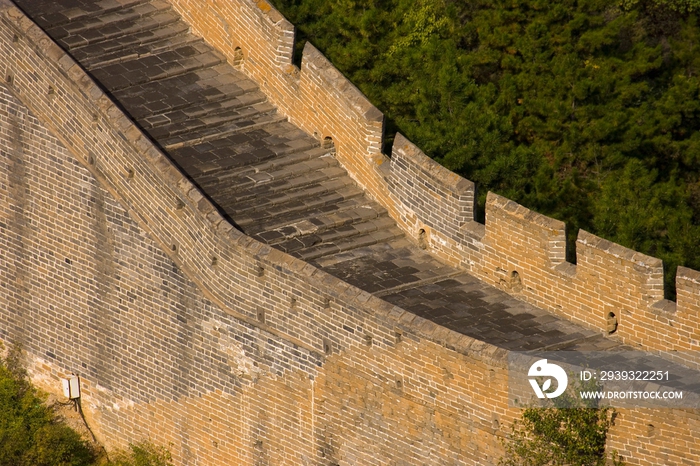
[0,0,698,464]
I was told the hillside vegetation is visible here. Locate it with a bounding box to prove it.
[0,343,172,466]
[271,0,700,296]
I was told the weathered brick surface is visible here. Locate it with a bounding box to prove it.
[0,74,513,463]
[160,0,700,361]
[0,0,698,465]
[389,133,476,239]
[0,4,518,462]
[165,0,392,218]
[388,136,700,364]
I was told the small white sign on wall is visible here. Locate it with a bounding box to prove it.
[61,375,80,399]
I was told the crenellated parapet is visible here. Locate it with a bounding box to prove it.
[166,1,700,359]
[1,0,699,464]
[388,134,699,360]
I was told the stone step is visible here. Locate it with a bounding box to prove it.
[199,151,338,197]
[272,216,400,253]
[236,189,367,234]
[70,20,189,66]
[50,1,178,49]
[138,88,267,129]
[80,28,198,70]
[162,113,288,150]
[208,164,348,207]
[198,146,328,188]
[293,223,406,261]
[238,195,374,231]
[113,63,261,122]
[220,177,358,216]
[89,42,227,92]
[250,200,388,243]
[167,124,319,179]
[24,0,149,30]
[146,101,277,140]
[236,184,367,227]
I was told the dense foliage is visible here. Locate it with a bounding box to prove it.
[271,0,700,295]
[0,344,96,466]
[0,343,172,466]
[500,379,623,465]
[500,405,622,465]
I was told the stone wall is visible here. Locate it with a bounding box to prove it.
[388,136,700,366]
[162,0,700,362]
[0,0,698,465]
[0,2,513,463]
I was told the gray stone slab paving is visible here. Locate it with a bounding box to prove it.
[15,0,657,353]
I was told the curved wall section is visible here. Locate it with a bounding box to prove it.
[164,0,700,360]
[0,1,512,463]
[0,1,698,465]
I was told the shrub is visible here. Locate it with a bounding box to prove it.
[109,441,173,466]
[0,343,96,466]
[0,343,172,466]
[500,378,624,466]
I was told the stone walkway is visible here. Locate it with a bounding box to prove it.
[16,0,623,352]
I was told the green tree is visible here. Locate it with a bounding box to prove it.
[0,343,96,466]
[271,0,700,296]
[500,378,623,466]
[109,441,173,466]
[0,343,173,466]
[500,406,622,466]
[620,0,700,13]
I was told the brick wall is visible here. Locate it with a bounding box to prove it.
[160,0,700,361]
[165,0,394,219]
[0,2,514,463]
[388,133,476,243]
[387,136,700,364]
[0,71,517,461]
[0,0,698,464]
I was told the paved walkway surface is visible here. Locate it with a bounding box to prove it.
[16,0,625,353]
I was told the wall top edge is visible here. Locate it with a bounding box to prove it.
[392,133,475,195]
[302,42,383,123]
[486,191,565,232]
[253,0,293,30]
[1,3,21,20]
[577,229,663,268]
[677,266,700,284]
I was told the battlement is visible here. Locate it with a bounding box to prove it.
[387,135,699,358]
[164,0,700,356]
[0,0,698,464]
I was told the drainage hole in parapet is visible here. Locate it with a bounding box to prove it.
[233,47,244,68]
[510,270,522,292]
[322,136,336,156]
[418,229,427,249]
[606,311,618,334]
